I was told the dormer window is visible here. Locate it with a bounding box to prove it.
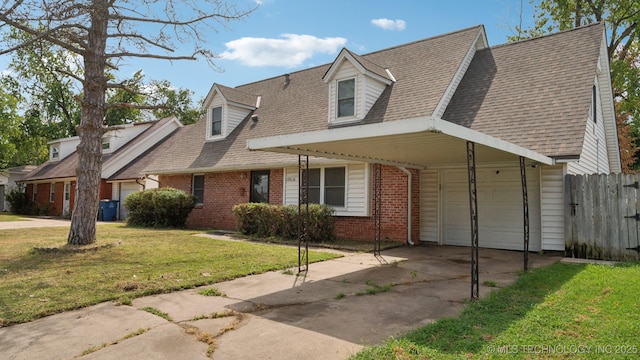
[102,136,110,151]
[337,78,355,118]
[211,106,222,136]
[51,146,60,160]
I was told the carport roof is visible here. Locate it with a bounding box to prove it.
[247,116,553,168]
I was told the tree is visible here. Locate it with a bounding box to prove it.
[0,79,23,170]
[514,0,640,172]
[149,80,205,125]
[0,1,253,245]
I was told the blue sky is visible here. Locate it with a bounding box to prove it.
[1,0,537,102]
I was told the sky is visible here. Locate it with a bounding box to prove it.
[0,0,537,103]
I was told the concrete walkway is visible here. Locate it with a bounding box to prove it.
[0,217,72,229]
[0,240,560,360]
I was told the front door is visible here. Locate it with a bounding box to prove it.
[63,182,71,216]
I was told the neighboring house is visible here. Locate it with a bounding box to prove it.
[0,165,36,212]
[20,116,182,219]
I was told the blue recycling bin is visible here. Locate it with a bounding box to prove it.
[99,200,119,221]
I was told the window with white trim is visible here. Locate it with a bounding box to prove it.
[337,78,355,118]
[50,183,55,203]
[211,106,222,136]
[192,175,205,205]
[302,167,346,207]
[102,136,110,151]
[51,146,60,160]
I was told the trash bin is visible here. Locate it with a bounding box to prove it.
[99,200,119,221]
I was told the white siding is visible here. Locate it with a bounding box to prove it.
[419,170,440,243]
[106,123,152,153]
[227,104,250,136]
[440,166,541,251]
[283,162,369,216]
[540,165,566,251]
[362,76,387,116]
[568,79,610,175]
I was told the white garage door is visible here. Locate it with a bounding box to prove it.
[420,167,541,251]
[119,182,143,219]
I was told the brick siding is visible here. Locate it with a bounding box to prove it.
[161,166,419,244]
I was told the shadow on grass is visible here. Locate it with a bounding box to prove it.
[355,262,586,357]
[205,230,402,252]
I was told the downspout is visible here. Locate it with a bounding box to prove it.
[398,167,415,245]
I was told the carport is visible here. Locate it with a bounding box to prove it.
[248,116,553,299]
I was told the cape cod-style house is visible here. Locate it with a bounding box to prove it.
[22,23,620,254]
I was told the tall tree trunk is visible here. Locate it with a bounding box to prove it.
[67,0,109,245]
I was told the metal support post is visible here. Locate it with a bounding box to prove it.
[520,156,530,271]
[466,141,479,300]
[373,163,382,256]
[298,155,309,273]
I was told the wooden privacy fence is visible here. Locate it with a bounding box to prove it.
[565,174,640,261]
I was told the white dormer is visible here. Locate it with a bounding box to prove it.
[48,136,80,161]
[203,84,260,141]
[323,48,395,125]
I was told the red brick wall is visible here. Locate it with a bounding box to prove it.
[26,180,110,217]
[334,166,420,243]
[160,166,418,243]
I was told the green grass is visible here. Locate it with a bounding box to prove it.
[352,262,640,359]
[209,230,401,252]
[199,287,225,297]
[140,306,172,321]
[0,212,29,222]
[0,224,340,326]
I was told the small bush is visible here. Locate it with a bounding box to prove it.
[232,203,335,242]
[5,188,30,215]
[124,187,195,228]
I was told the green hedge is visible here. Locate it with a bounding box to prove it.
[232,203,335,242]
[124,187,195,228]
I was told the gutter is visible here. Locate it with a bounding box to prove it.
[398,167,415,245]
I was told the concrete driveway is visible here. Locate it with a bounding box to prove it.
[0,216,72,229]
[0,242,560,360]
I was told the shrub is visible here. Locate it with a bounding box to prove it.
[5,188,30,215]
[232,203,335,242]
[124,187,195,228]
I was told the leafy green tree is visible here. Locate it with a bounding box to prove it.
[514,0,640,172]
[0,82,23,170]
[149,80,205,125]
[0,0,253,245]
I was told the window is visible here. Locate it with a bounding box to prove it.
[52,146,59,159]
[102,136,110,151]
[592,84,597,124]
[192,175,204,205]
[33,184,37,202]
[250,170,270,203]
[211,106,222,136]
[337,78,355,118]
[302,167,346,207]
[50,183,55,203]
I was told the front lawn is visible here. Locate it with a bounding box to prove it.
[0,224,340,326]
[352,262,640,359]
[0,212,29,222]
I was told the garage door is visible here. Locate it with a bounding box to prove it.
[119,182,143,219]
[421,167,541,251]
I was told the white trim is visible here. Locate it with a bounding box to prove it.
[247,116,554,166]
[102,117,182,178]
[323,49,394,85]
[432,28,485,118]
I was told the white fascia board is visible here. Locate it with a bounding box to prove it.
[102,117,181,178]
[432,28,483,118]
[597,27,622,173]
[247,116,554,165]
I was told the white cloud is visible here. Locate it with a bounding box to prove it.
[220,34,347,67]
[371,18,406,31]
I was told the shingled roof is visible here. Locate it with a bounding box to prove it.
[443,23,604,157]
[22,117,176,182]
[143,26,483,174]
